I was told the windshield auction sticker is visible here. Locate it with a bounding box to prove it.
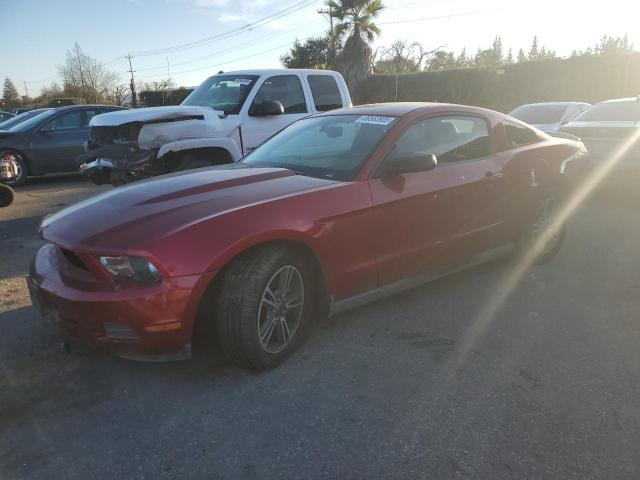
[234,79,253,85]
[355,115,396,126]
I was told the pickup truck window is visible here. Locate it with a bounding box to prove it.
[182,75,258,114]
[308,75,342,112]
[252,75,307,114]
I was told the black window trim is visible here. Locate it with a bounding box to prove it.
[373,112,494,178]
[502,119,544,149]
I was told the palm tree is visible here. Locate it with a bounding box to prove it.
[328,0,384,97]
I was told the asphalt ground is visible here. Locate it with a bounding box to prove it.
[1,175,639,479]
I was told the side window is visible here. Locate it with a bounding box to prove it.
[504,120,541,147]
[45,111,81,131]
[392,115,491,164]
[252,75,307,114]
[563,105,581,123]
[308,75,342,112]
[82,109,99,128]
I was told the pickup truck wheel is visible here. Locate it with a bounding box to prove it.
[178,152,221,171]
[215,245,312,370]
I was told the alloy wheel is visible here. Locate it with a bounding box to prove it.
[257,265,304,354]
[531,197,561,256]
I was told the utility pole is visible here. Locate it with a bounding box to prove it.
[23,81,29,98]
[167,57,171,82]
[126,54,137,107]
[318,3,334,37]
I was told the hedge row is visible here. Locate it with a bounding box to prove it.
[357,52,640,112]
[139,87,194,107]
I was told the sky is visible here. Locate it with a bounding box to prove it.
[1,0,639,96]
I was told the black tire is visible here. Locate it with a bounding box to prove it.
[215,245,313,370]
[0,184,15,207]
[178,152,216,171]
[516,188,567,265]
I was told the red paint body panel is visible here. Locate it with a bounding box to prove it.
[29,103,583,359]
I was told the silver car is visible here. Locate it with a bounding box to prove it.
[509,102,591,132]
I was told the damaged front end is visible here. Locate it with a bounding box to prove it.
[78,109,209,186]
[78,123,160,186]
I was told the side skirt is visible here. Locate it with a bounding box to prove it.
[329,243,514,317]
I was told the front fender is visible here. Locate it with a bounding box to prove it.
[157,138,243,161]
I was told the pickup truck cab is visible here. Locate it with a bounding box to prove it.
[79,69,352,185]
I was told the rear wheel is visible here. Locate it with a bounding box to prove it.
[518,190,566,265]
[0,184,15,207]
[215,245,312,370]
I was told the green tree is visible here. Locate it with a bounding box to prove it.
[528,36,539,60]
[329,0,385,96]
[517,48,527,63]
[2,78,20,109]
[595,34,633,54]
[281,35,341,69]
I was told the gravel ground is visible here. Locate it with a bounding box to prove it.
[1,176,639,479]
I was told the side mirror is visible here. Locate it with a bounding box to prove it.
[249,100,284,117]
[382,153,438,177]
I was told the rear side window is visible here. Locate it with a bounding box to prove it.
[504,121,540,147]
[308,75,342,112]
[394,115,491,163]
[252,75,307,114]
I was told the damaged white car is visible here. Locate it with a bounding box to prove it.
[78,69,352,185]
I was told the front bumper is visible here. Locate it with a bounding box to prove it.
[28,243,216,361]
[77,144,158,185]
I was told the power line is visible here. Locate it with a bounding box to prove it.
[129,0,319,57]
[134,21,324,74]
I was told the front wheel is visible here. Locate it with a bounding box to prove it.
[215,246,312,370]
[518,190,567,265]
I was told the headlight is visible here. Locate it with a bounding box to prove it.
[98,256,161,283]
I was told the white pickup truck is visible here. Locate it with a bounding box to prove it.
[78,69,352,185]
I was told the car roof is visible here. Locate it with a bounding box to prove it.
[315,102,498,118]
[216,68,342,76]
[598,96,640,104]
[51,104,126,111]
[514,102,590,108]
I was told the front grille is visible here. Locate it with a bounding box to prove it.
[59,248,88,271]
[90,123,142,145]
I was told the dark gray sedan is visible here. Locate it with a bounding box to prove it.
[0,105,125,185]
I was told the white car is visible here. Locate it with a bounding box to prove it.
[79,69,352,185]
[509,102,591,133]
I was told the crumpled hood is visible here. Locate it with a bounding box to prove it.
[40,165,337,254]
[90,105,217,127]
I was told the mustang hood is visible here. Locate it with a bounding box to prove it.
[41,165,337,253]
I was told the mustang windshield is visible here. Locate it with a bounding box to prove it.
[243,114,397,181]
[182,75,258,114]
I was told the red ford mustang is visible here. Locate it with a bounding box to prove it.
[28,103,587,369]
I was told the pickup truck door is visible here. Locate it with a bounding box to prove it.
[240,74,312,154]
